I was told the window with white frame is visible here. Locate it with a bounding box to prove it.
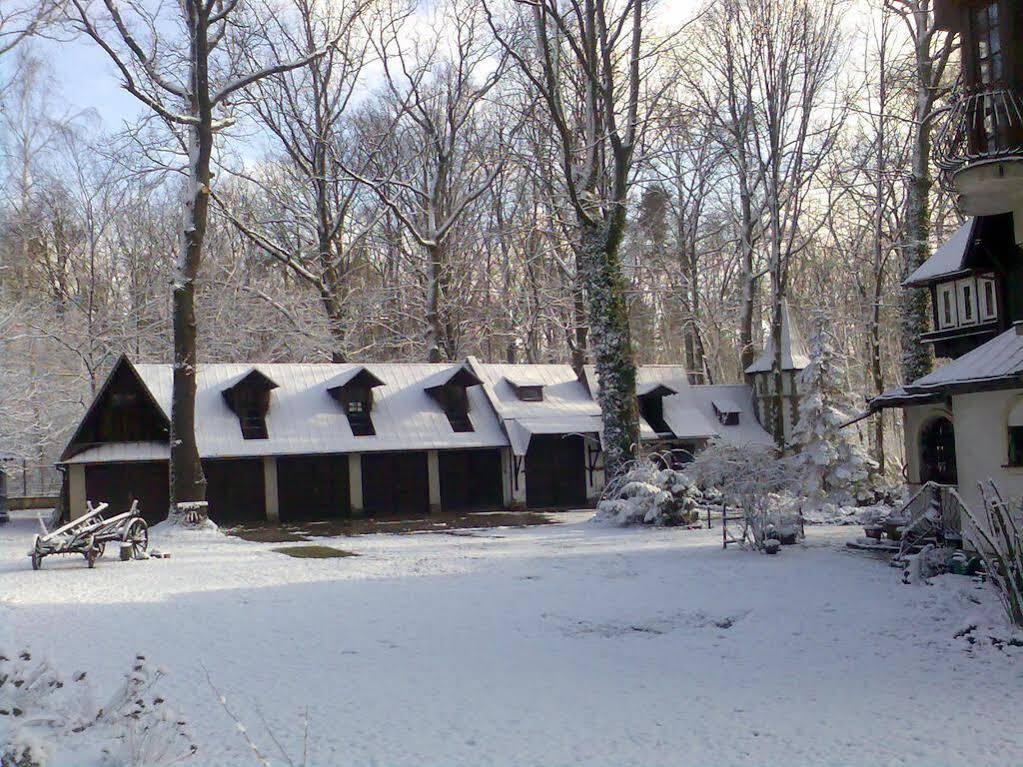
[1008,399,1023,466]
[957,278,977,325]
[979,275,998,322]
[937,283,958,329]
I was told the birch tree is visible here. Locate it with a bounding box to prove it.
[69,0,339,517]
[484,0,661,480]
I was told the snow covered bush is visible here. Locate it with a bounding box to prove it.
[595,459,705,526]
[0,651,195,767]
[789,313,878,508]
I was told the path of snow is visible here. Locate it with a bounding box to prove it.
[2,511,1021,766]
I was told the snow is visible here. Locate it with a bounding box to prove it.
[744,300,810,374]
[3,510,1023,766]
[903,219,975,287]
[902,325,1023,390]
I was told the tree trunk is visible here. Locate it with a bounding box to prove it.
[580,217,639,481]
[170,0,212,513]
[900,144,934,383]
[425,241,444,362]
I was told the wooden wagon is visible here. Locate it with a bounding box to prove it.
[29,500,149,570]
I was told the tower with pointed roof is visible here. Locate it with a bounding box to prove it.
[744,301,810,447]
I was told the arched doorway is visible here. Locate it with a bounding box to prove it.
[919,416,957,484]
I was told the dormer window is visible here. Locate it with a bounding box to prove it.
[327,367,385,437]
[712,400,741,426]
[427,366,482,433]
[222,369,278,440]
[505,377,545,402]
[637,384,677,436]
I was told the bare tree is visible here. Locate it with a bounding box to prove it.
[484,0,663,479]
[886,0,955,384]
[69,0,340,517]
[215,0,380,362]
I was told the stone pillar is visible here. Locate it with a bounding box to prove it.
[349,453,364,516]
[263,456,280,523]
[68,464,87,520]
[427,450,442,513]
[500,447,513,508]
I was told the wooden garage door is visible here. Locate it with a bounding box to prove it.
[439,449,503,511]
[277,455,350,522]
[525,435,586,509]
[362,452,429,516]
[204,458,265,524]
[85,461,169,524]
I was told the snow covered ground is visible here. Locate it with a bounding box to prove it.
[2,510,1022,766]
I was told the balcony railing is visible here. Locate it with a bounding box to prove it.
[934,83,1023,183]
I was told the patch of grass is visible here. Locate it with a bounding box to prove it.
[272,545,359,559]
[230,526,311,543]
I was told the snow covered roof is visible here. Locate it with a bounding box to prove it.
[582,364,693,397]
[64,441,170,464]
[65,360,510,463]
[663,385,775,446]
[904,326,1023,391]
[744,301,810,374]
[466,359,602,455]
[903,221,975,287]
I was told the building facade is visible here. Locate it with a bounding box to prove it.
[57,354,778,524]
[869,0,1023,513]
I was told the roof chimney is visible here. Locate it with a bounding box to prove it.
[1015,321,1023,336]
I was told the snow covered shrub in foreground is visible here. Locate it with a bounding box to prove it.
[595,459,704,526]
[0,651,195,767]
[789,314,879,509]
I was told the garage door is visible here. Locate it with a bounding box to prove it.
[84,461,169,524]
[204,458,265,524]
[362,452,429,516]
[525,435,586,509]
[439,449,503,511]
[277,455,350,522]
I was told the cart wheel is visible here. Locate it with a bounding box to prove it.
[125,519,149,559]
[30,536,42,571]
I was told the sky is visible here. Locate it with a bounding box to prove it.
[6,0,707,135]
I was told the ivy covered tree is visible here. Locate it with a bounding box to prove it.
[791,313,878,507]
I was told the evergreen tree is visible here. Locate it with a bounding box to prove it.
[791,313,877,506]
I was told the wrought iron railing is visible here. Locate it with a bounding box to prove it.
[934,82,1023,184]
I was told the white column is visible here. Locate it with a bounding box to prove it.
[510,451,526,508]
[500,447,512,508]
[68,464,87,520]
[427,450,442,513]
[585,441,604,502]
[349,454,364,516]
[263,456,279,522]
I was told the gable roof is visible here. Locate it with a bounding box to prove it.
[745,301,810,374]
[663,385,774,446]
[58,355,170,462]
[903,220,975,287]
[325,366,385,392]
[467,359,603,455]
[62,360,508,463]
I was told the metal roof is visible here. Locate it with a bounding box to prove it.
[903,220,975,287]
[125,361,509,460]
[664,385,775,446]
[745,301,811,374]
